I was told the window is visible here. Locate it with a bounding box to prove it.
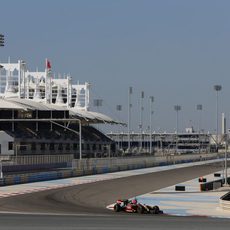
[66,143,70,151]
[58,143,63,151]
[73,143,78,150]
[87,144,90,150]
[8,142,13,150]
[40,143,45,150]
[31,143,36,151]
[49,143,55,150]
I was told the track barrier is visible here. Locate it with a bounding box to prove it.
[175,185,185,191]
[0,153,220,186]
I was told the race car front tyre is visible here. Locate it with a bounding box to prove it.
[114,204,121,212]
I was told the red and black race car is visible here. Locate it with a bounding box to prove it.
[113,199,163,214]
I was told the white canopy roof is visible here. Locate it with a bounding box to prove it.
[69,108,122,124]
[6,98,69,111]
[0,98,123,125]
[0,98,26,110]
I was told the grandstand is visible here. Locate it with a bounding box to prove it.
[0,59,121,164]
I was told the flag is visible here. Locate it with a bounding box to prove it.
[46,59,51,69]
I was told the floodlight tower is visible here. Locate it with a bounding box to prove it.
[174,105,181,154]
[197,104,203,153]
[128,87,133,151]
[149,96,154,154]
[213,85,222,152]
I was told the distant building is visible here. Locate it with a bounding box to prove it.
[108,128,212,155]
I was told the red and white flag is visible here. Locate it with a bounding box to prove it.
[46,59,51,69]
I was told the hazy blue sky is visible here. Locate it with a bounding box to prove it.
[1,0,230,133]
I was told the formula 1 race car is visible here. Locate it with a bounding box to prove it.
[113,199,163,214]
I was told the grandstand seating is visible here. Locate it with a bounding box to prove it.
[1,120,114,158]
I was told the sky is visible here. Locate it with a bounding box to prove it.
[0,0,230,133]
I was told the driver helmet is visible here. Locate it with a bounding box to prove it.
[132,198,137,204]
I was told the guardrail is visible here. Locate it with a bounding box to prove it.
[3,162,68,173]
[0,153,220,186]
[1,154,74,173]
[220,192,230,211]
[1,154,74,166]
[71,153,219,173]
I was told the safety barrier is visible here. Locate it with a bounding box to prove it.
[220,192,230,211]
[3,154,74,166]
[200,179,223,191]
[0,169,74,186]
[71,153,219,174]
[3,162,68,173]
[200,176,230,191]
[175,185,185,191]
[0,153,220,186]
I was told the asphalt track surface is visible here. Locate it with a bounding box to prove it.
[0,162,230,230]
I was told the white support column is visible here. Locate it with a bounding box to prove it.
[76,88,79,107]
[5,69,10,93]
[67,75,72,108]
[23,66,26,98]
[26,72,29,99]
[18,60,21,98]
[50,75,52,104]
[85,82,90,111]
[45,68,49,103]
[45,59,52,104]
[74,83,81,108]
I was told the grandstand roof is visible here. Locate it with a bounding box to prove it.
[0,98,26,110]
[0,98,123,125]
[6,98,68,111]
[69,108,121,124]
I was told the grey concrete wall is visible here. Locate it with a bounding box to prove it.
[0,153,219,186]
[72,153,219,174]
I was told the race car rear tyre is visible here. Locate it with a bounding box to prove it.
[114,204,121,212]
[137,205,144,214]
[152,206,160,214]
